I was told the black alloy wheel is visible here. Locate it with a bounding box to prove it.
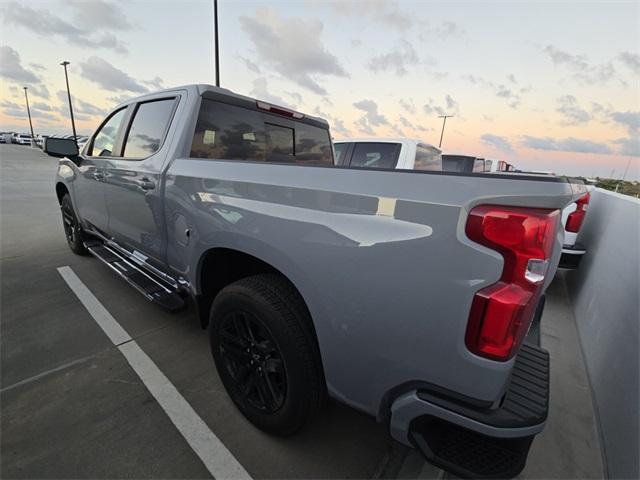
[218,310,287,413]
[61,194,88,255]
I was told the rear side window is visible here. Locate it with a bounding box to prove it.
[89,108,126,157]
[295,122,333,164]
[123,98,176,158]
[190,99,333,165]
[350,142,401,169]
[414,144,442,171]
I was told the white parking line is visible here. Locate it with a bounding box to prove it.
[57,266,252,480]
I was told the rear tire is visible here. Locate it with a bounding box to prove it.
[61,194,88,255]
[209,274,326,436]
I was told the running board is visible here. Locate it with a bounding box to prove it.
[85,241,185,312]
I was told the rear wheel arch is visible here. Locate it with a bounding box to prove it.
[195,247,326,380]
[56,182,69,205]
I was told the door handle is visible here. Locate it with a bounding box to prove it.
[136,178,156,190]
[93,171,104,181]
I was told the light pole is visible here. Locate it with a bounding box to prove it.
[214,0,220,87]
[60,61,77,143]
[23,87,35,146]
[438,114,453,149]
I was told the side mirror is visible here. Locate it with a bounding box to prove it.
[44,137,79,158]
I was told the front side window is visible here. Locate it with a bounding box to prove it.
[414,144,442,171]
[123,98,176,158]
[350,142,401,169]
[90,108,126,157]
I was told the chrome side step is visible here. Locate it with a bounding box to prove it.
[85,241,185,312]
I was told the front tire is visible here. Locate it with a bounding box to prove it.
[61,194,88,255]
[209,274,325,436]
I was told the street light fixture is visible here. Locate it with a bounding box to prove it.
[23,87,35,146]
[438,114,453,149]
[60,61,77,144]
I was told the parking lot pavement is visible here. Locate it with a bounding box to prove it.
[1,143,402,479]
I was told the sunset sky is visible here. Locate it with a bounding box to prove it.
[1,0,638,179]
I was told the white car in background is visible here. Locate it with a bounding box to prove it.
[15,134,33,145]
[333,138,442,170]
[558,191,591,268]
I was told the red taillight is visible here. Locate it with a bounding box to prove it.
[465,205,559,361]
[565,192,590,233]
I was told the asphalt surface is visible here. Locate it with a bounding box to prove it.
[0,144,400,479]
[1,144,604,479]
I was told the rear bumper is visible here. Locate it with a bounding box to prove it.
[390,344,549,478]
[559,242,586,269]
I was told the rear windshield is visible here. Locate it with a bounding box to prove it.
[350,142,401,169]
[190,99,333,165]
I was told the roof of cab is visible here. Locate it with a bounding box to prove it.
[112,84,329,127]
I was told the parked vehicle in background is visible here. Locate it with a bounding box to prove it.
[15,133,33,145]
[35,134,50,148]
[76,135,90,152]
[45,84,587,479]
[333,138,442,170]
[442,154,487,173]
[559,191,591,268]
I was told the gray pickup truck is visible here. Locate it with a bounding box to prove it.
[46,84,587,478]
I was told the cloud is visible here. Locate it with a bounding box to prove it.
[399,115,427,133]
[609,111,640,135]
[617,51,640,74]
[239,56,261,74]
[29,62,46,72]
[353,99,388,126]
[399,98,416,115]
[423,96,458,116]
[239,7,347,95]
[556,95,591,125]
[481,134,514,153]
[462,74,526,108]
[542,45,616,84]
[1,99,57,121]
[67,0,134,31]
[418,20,465,41]
[249,77,292,108]
[521,135,612,154]
[611,137,640,157]
[331,118,351,137]
[79,57,147,93]
[368,40,420,76]
[2,1,129,53]
[329,0,413,30]
[0,46,39,83]
[142,76,164,90]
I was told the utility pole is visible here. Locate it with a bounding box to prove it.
[23,87,35,146]
[60,61,77,143]
[214,0,220,87]
[438,114,453,148]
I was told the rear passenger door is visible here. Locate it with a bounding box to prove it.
[103,96,179,267]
